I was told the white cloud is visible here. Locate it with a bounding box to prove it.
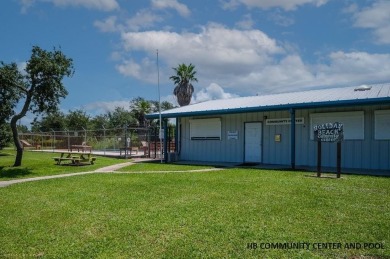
[84,100,129,115]
[121,23,283,56]
[268,11,295,27]
[221,0,328,11]
[116,60,142,78]
[193,83,240,103]
[126,9,163,31]
[17,61,28,75]
[315,51,390,85]
[232,51,390,93]
[116,24,390,96]
[20,0,34,13]
[342,3,358,14]
[119,23,283,78]
[151,0,190,17]
[235,14,254,30]
[20,0,119,12]
[94,16,121,32]
[94,10,163,33]
[352,0,390,44]
[116,57,157,83]
[231,55,315,93]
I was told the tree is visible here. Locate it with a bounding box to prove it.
[31,111,66,132]
[90,114,109,136]
[170,63,198,106]
[0,63,23,149]
[130,97,152,127]
[1,46,74,166]
[150,100,175,113]
[65,109,90,131]
[161,101,175,111]
[0,124,12,150]
[107,107,137,129]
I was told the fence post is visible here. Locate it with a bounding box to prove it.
[153,127,157,159]
[149,127,151,158]
[39,131,43,150]
[164,119,168,163]
[51,129,55,152]
[124,124,128,159]
[82,127,87,144]
[102,126,106,155]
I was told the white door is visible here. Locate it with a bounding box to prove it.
[245,122,262,163]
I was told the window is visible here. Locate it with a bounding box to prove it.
[310,111,364,140]
[190,118,221,140]
[375,110,390,140]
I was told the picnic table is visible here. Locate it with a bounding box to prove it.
[70,145,92,152]
[53,152,96,165]
[119,147,139,157]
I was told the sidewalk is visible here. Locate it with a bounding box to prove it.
[0,159,224,188]
[0,161,136,188]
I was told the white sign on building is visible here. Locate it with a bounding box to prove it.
[266,118,304,126]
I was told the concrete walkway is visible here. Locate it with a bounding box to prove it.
[0,160,223,188]
[0,162,134,188]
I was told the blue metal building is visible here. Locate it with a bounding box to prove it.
[146,83,390,175]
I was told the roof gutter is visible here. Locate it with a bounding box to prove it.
[145,97,390,119]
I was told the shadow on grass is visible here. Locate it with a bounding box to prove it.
[151,160,229,169]
[57,163,90,167]
[0,166,33,179]
[0,153,13,157]
[304,174,343,179]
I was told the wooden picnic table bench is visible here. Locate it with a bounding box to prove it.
[119,147,139,156]
[53,152,96,165]
[70,145,92,152]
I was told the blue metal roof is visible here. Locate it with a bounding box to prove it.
[146,83,390,119]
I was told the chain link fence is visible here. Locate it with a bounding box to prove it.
[18,126,176,158]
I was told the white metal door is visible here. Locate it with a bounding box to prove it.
[245,122,262,163]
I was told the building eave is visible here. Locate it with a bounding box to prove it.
[145,97,390,119]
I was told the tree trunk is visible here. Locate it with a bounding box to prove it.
[175,82,194,106]
[11,116,23,167]
[10,87,33,167]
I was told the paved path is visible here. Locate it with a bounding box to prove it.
[0,160,223,188]
[0,161,135,188]
[0,171,97,188]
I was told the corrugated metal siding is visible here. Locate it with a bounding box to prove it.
[180,116,245,162]
[296,105,390,170]
[178,104,390,171]
[262,110,291,165]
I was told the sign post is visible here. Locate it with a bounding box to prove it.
[317,141,322,177]
[337,142,341,178]
[314,122,344,178]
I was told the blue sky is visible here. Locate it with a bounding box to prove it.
[2,0,390,121]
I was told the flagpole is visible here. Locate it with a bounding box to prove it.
[157,49,163,163]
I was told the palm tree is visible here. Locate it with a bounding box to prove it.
[130,97,152,127]
[170,63,198,106]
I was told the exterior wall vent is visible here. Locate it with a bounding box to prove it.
[354,85,372,91]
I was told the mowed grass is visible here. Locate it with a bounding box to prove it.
[0,166,388,258]
[118,162,214,172]
[0,150,124,180]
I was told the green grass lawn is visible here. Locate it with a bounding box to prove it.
[118,162,214,172]
[0,150,124,180]
[0,164,388,258]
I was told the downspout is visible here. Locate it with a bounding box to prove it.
[175,118,179,155]
[164,119,168,163]
[290,108,296,170]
